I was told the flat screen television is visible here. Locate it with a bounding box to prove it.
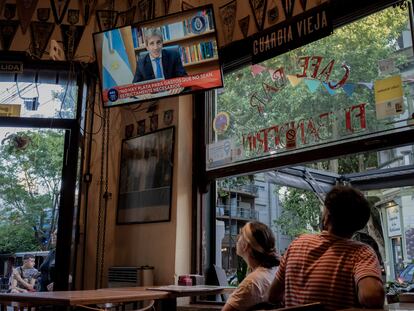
[93,5,223,107]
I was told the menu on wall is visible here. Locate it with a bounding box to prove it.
[387,205,402,237]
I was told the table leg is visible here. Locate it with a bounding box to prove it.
[159,298,177,311]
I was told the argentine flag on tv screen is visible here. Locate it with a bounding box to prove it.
[102,28,134,89]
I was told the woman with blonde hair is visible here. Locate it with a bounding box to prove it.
[222,221,280,311]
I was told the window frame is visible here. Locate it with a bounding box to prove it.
[193,0,414,280]
[0,52,86,291]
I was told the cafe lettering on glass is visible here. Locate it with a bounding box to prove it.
[242,103,367,154]
[296,56,350,89]
[251,3,332,64]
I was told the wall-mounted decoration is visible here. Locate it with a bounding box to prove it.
[0,21,19,51]
[125,123,134,138]
[17,0,38,34]
[67,9,79,24]
[249,0,267,31]
[219,0,237,44]
[299,0,307,11]
[267,6,279,24]
[0,1,5,18]
[149,114,158,131]
[238,15,250,39]
[136,0,154,22]
[61,10,85,60]
[4,3,16,19]
[96,10,117,32]
[80,0,97,25]
[50,0,70,25]
[116,6,136,27]
[0,4,18,51]
[213,111,230,134]
[181,1,193,11]
[163,0,171,14]
[163,110,173,126]
[137,119,146,135]
[37,8,51,21]
[117,127,175,224]
[30,21,55,58]
[281,0,295,20]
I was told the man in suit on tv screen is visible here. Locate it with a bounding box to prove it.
[133,28,187,83]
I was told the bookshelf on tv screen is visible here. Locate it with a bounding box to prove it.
[93,5,223,108]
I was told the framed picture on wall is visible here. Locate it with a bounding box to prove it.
[117,126,175,224]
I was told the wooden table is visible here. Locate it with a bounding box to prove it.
[340,302,414,310]
[0,285,233,310]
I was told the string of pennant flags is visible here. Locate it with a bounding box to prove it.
[250,63,414,98]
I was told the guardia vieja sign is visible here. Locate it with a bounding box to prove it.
[251,3,332,64]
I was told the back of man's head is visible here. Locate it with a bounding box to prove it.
[324,185,370,237]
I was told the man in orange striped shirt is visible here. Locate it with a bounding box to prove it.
[268,185,384,310]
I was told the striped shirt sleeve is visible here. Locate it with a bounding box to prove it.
[353,244,382,285]
[275,245,289,283]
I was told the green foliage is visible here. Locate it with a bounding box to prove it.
[0,130,64,252]
[218,6,408,239]
[275,188,322,238]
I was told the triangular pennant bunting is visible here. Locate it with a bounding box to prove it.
[281,0,295,20]
[249,0,267,31]
[163,0,171,14]
[136,0,155,22]
[299,0,307,11]
[17,0,39,34]
[116,7,136,27]
[96,10,117,32]
[251,64,266,76]
[0,0,6,17]
[181,1,194,10]
[0,20,19,50]
[304,79,320,93]
[50,0,71,25]
[80,0,97,25]
[287,74,302,87]
[219,0,237,44]
[238,15,250,39]
[30,21,55,58]
[67,9,80,25]
[37,8,51,21]
[4,3,16,20]
[322,82,336,95]
[60,25,85,60]
[342,83,356,97]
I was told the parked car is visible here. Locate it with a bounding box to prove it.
[398,263,414,284]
